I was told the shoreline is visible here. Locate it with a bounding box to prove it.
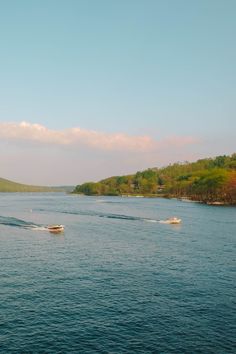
[72,192,236,206]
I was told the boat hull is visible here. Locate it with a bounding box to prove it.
[47,225,64,233]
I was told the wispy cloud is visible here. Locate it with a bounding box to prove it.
[0,121,202,185]
[0,121,198,152]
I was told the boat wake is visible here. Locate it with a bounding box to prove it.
[0,215,40,229]
[30,226,48,231]
[99,213,142,221]
[144,219,158,223]
[59,209,160,223]
[0,216,47,231]
[32,208,181,226]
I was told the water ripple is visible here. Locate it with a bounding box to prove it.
[0,194,235,353]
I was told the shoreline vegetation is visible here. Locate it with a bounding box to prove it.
[73,154,236,205]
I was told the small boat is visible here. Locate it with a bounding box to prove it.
[47,224,64,233]
[166,217,182,224]
[160,217,182,224]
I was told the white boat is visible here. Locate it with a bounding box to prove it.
[47,224,64,233]
[166,217,182,224]
[160,217,182,224]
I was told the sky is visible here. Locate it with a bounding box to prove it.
[0,0,235,185]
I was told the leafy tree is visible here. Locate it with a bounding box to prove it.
[76,182,99,195]
[225,171,236,203]
[191,169,227,202]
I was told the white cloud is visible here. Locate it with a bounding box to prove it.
[0,121,198,152]
[0,121,201,185]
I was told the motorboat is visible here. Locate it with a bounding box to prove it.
[47,224,64,233]
[165,217,182,224]
[160,217,182,224]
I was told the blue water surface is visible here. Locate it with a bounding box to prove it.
[0,193,235,353]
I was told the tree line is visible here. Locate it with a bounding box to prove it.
[73,154,236,204]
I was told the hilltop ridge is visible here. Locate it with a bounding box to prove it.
[0,177,66,192]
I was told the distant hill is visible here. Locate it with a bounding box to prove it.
[0,178,68,192]
[53,186,75,193]
[73,154,236,205]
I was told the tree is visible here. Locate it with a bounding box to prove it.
[225,171,236,203]
[192,169,227,202]
[76,182,100,195]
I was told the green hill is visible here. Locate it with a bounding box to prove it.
[0,178,64,192]
[73,154,236,205]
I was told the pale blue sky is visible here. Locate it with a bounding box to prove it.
[0,0,235,184]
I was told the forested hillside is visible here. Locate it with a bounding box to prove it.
[74,154,236,204]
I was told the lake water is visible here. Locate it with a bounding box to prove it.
[0,193,235,353]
